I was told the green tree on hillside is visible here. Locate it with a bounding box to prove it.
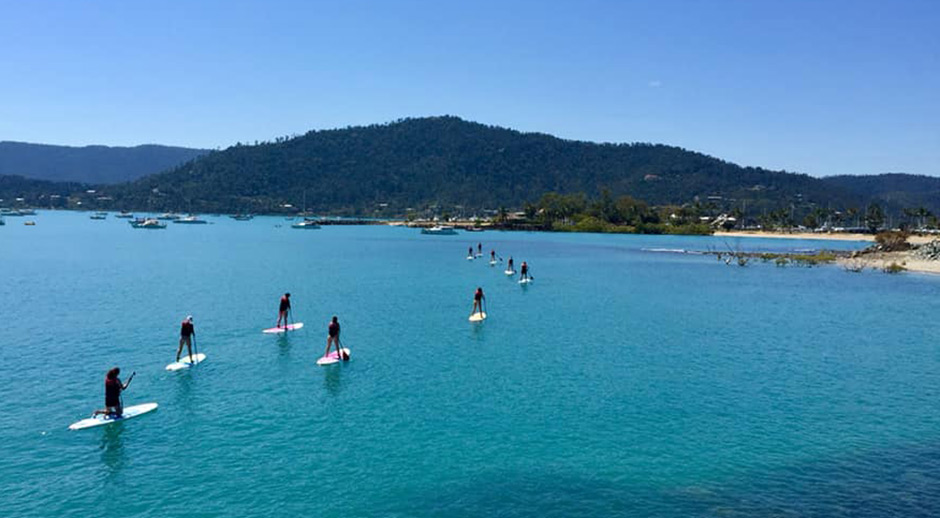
[865,202,885,232]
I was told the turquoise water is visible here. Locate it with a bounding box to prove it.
[2,212,938,517]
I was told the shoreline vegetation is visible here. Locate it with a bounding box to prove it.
[702,230,940,276]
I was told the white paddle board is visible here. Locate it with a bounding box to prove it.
[263,322,304,334]
[317,347,350,366]
[466,256,474,261]
[489,260,497,266]
[519,278,533,284]
[68,403,159,431]
[166,353,207,371]
[469,312,487,322]
[504,270,515,275]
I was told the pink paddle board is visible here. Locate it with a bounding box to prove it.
[317,348,350,365]
[262,322,305,334]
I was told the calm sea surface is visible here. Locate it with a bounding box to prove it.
[2,211,938,517]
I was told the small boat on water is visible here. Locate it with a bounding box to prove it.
[291,218,321,229]
[157,213,181,221]
[421,225,458,235]
[231,214,253,221]
[18,209,37,216]
[465,226,485,232]
[173,215,208,224]
[24,220,36,226]
[115,211,134,219]
[130,218,167,229]
[90,212,107,220]
[0,208,23,216]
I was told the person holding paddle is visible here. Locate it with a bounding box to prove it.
[507,257,514,272]
[93,367,134,417]
[471,287,486,317]
[277,292,292,328]
[520,261,530,281]
[176,315,195,362]
[323,316,348,361]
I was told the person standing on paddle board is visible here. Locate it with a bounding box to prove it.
[93,367,134,417]
[176,315,195,362]
[508,257,514,272]
[323,316,348,361]
[471,287,486,317]
[277,293,292,328]
[467,246,473,258]
[490,250,496,262]
[477,243,482,256]
[520,261,530,281]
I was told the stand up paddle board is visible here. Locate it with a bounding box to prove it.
[317,348,351,366]
[504,270,515,275]
[466,256,474,261]
[469,312,487,322]
[519,278,533,284]
[68,403,158,431]
[166,353,207,371]
[489,260,497,266]
[263,322,304,334]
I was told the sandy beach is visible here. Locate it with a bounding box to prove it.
[716,230,936,245]
[837,252,940,275]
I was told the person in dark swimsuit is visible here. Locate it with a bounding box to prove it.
[477,243,482,256]
[323,316,348,360]
[490,250,496,262]
[471,287,485,317]
[468,246,473,258]
[93,367,134,417]
[508,257,514,272]
[176,315,195,362]
[277,292,291,328]
[521,261,529,280]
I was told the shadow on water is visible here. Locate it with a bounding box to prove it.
[172,370,194,413]
[390,442,940,518]
[276,333,291,357]
[98,425,125,478]
[470,321,486,341]
[323,363,344,397]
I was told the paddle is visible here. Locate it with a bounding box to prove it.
[118,371,135,417]
[192,333,198,362]
[124,371,136,389]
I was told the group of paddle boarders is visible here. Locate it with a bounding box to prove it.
[86,291,348,422]
[503,256,530,280]
[467,245,532,319]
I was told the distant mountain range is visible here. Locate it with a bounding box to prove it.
[0,141,210,184]
[0,117,937,217]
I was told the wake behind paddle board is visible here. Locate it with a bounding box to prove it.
[263,322,304,334]
[68,403,158,431]
[166,353,207,371]
[317,347,351,366]
[469,312,487,322]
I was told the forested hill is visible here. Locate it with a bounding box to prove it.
[821,173,940,212]
[109,116,860,214]
[0,141,210,184]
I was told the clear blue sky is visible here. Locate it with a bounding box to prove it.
[1,0,937,176]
